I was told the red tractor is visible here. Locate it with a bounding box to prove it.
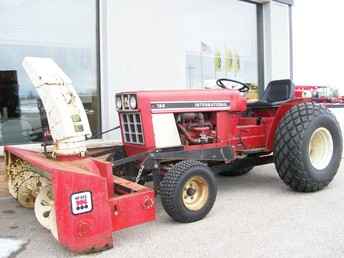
[5,58,343,253]
[112,78,343,222]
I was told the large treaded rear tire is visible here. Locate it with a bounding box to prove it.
[160,160,217,223]
[274,103,342,192]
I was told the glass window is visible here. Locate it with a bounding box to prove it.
[0,0,100,145]
[107,0,258,90]
[183,0,258,89]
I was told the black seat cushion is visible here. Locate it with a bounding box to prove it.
[248,79,295,109]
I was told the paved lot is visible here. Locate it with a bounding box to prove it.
[1,163,344,258]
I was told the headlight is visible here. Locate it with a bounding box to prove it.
[116,96,122,109]
[129,95,137,109]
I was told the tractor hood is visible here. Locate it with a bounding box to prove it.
[116,89,247,113]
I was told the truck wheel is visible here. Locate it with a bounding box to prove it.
[218,160,253,177]
[274,103,343,192]
[160,160,217,223]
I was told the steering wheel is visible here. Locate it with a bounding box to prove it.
[216,78,250,93]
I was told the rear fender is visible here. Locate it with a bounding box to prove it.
[266,99,308,151]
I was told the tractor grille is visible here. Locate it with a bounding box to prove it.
[120,112,144,144]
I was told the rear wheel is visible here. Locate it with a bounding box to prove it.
[160,160,217,223]
[218,160,253,177]
[274,103,342,192]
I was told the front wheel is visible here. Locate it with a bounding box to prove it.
[274,103,343,192]
[160,160,217,223]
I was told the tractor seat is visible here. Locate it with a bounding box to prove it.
[248,79,295,109]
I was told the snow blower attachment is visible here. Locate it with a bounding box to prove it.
[5,57,155,253]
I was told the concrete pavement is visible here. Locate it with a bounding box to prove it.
[1,163,344,258]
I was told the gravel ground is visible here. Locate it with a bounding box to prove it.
[1,163,344,258]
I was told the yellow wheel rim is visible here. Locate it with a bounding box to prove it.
[309,127,333,170]
[182,176,209,211]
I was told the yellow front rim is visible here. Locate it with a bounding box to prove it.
[182,176,209,211]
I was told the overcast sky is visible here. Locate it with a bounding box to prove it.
[293,0,344,93]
